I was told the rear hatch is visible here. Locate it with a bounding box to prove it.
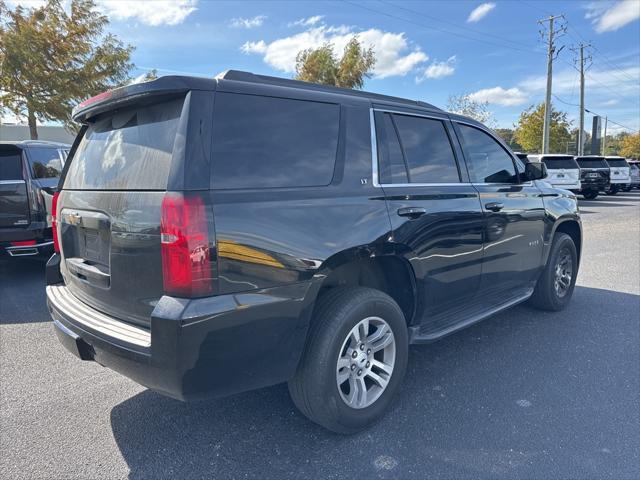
[576,157,609,186]
[58,97,185,326]
[0,146,30,229]
[605,157,630,183]
[541,156,580,186]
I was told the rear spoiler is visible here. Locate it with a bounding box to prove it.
[72,75,217,123]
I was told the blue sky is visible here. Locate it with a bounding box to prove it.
[6,1,640,134]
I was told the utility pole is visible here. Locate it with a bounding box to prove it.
[538,14,565,154]
[573,42,592,156]
[602,116,608,155]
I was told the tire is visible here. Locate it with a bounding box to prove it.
[582,190,598,200]
[288,286,408,434]
[529,233,578,311]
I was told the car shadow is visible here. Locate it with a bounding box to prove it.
[0,256,50,324]
[110,286,640,479]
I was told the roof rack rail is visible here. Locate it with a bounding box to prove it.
[216,70,441,111]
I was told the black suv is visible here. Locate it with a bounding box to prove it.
[1,140,69,257]
[576,155,610,199]
[46,72,582,433]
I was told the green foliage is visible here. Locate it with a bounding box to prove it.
[514,103,572,154]
[0,0,133,138]
[620,133,640,158]
[494,128,522,151]
[295,37,375,89]
[446,94,496,127]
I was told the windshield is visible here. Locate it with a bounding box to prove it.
[605,158,629,168]
[577,158,608,169]
[64,97,184,190]
[27,147,63,179]
[542,157,579,169]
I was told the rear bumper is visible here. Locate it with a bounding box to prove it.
[580,180,608,191]
[1,222,52,256]
[610,178,631,184]
[549,181,581,190]
[47,277,316,401]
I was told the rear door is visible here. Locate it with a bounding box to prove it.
[606,158,630,183]
[58,95,190,325]
[373,108,484,323]
[0,147,30,228]
[542,156,580,187]
[454,122,546,299]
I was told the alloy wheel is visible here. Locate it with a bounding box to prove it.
[554,248,573,298]
[336,316,396,409]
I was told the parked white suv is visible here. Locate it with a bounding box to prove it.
[528,154,581,192]
[604,156,631,195]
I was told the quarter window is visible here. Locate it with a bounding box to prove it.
[375,111,460,184]
[211,93,340,189]
[457,124,518,183]
[0,152,23,181]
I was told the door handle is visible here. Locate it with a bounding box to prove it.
[485,202,504,212]
[397,207,427,219]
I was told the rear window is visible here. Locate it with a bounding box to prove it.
[605,158,629,167]
[211,93,339,189]
[27,148,63,179]
[0,151,23,181]
[541,157,579,169]
[64,97,184,190]
[577,158,607,169]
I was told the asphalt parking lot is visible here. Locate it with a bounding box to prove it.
[1,192,639,480]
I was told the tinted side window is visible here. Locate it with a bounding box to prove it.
[27,148,63,179]
[375,112,408,184]
[458,124,517,183]
[392,114,460,183]
[0,152,23,181]
[212,93,339,189]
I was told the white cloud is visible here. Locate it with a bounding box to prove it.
[585,0,640,33]
[467,3,496,23]
[241,25,428,78]
[98,0,198,26]
[417,56,457,82]
[290,15,325,27]
[241,40,268,54]
[468,86,529,106]
[230,15,266,29]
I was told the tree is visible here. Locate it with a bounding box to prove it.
[295,37,375,89]
[0,0,133,139]
[446,94,496,127]
[514,103,572,154]
[620,133,640,158]
[494,128,522,151]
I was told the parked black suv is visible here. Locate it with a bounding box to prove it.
[1,140,69,257]
[576,155,610,199]
[46,72,582,433]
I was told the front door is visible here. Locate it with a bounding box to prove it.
[454,122,546,299]
[372,108,484,323]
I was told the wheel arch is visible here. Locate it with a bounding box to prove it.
[546,218,582,265]
[308,245,418,328]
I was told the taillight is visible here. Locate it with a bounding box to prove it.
[10,240,36,247]
[52,191,60,253]
[160,193,213,297]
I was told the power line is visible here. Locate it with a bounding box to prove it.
[378,0,542,53]
[553,94,639,133]
[342,0,541,55]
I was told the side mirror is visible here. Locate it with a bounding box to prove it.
[524,162,547,181]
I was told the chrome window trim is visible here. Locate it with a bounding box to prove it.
[0,179,26,185]
[370,107,466,188]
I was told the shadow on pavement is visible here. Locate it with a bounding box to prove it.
[110,286,640,480]
[0,256,50,324]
